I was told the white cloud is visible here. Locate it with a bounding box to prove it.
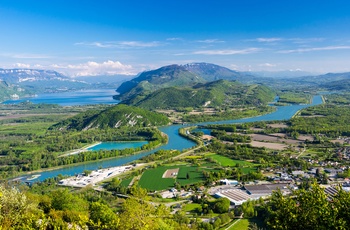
[259,63,276,67]
[193,48,261,55]
[278,46,350,53]
[13,63,31,68]
[289,37,325,44]
[255,38,282,42]
[166,37,183,41]
[196,39,225,44]
[50,60,134,77]
[75,41,162,49]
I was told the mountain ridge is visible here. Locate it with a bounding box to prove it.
[115,63,256,102]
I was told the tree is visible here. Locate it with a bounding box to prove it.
[213,198,230,214]
[265,183,346,230]
[89,202,119,229]
[0,185,41,229]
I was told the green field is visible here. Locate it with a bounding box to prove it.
[228,219,249,230]
[120,177,133,187]
[206,154,254,167]
[183,203,201,213]
[138,165,206,191]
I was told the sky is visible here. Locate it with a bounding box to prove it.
[1,0,350,77]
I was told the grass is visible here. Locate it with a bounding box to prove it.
[241,167,257,174]
[183,203,201,212]
[138,166,178,191]
[0,122,54,136]
[228,219,249,230]
[206,153,254,167]
[138,165,207,191]
[120,177,133,187]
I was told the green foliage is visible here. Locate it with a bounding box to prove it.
[288,104,350,137]
[50,189,89,213]
[0,185,38,229]
[183,106,275,123]
[124,80,275,110]
[265,183,350,229]
[213,197,230,213]
[278,92,311,104]
[89,202,120,229]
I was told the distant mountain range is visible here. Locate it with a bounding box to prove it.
[0,68,94,101]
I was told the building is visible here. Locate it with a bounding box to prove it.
[244,183,291,198]
[215,189,252,205]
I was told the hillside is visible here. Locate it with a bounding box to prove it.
[183,62,255,82]
[320,78,350,91]
[123,80,275,109]
[115,64,205,100]
[0,80,27,102]
[50,104,170,131]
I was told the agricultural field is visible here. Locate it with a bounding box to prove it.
[205,153,254,167]
[138,165,207,191]
[120,177,133,188]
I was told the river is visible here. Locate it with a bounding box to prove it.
[19,95,323,182]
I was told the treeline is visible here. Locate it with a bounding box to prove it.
[277,91,311,104]
[287,104,350,137]
[182,106,275,122]
[210,129,251,143]
[140,149,181,162]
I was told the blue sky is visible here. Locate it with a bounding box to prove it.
[1,0,350,77]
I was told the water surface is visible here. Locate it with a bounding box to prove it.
[3,89,119,106]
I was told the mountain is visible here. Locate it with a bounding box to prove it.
[321,78,350,91]
[250,70,317,78]
[183,63,255,82]
[116,64,205,98]
[0,80,29,102]
[0,69,90,93]
[295,72,350,84]
[50,104,170,131]
[116,63,257,102]
[124,80,275,109]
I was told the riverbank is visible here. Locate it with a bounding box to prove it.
[58,142,102,157]
[12,141,166,182]
[58,164,143,187]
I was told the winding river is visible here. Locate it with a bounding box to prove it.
[19,95,323,182]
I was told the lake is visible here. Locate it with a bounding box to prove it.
[87,141,148,151]
[18,95,323,182]
[2,89,119,106]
